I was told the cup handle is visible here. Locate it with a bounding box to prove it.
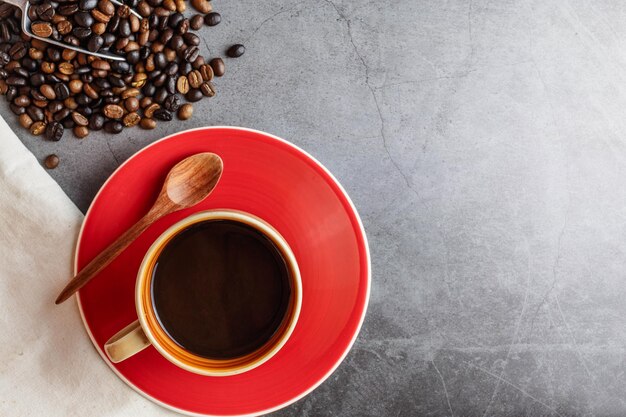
[104,320,151,363]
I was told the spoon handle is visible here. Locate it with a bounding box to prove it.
[55,209,163,304]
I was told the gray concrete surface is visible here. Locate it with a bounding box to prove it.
[7,0,626,415]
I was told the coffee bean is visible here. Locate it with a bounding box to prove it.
[45,121,63,140]
[140,117,156,129]
[199,64,213,81]
[163,93,180,111]
[204,12,220,27]
[153,108,172,121]
[73,27,92,38]
[209,57,224,76]
[190,14,203,30]
[58,62,74,75]
[177,18,189,35]
[54,83,70,100]
[154,87,168,103]
[27,106,45,121]
[14,94,30,107]
[123,111,140,126]
[35,3,55,21]
[58,3,79,15]
[187,70,202,89]
[19,113,34,128]
[104,120,123,133]
[75,11,94,27]
[98,0,115,15]
[88,35,104,52]
[177,103,192,120]
[71,111,89,126]
[31,21,53,37]
[44,154,59,169]
[48,100,64,113]
[183,32,200,46]
[185,88,202,102]
[137,1,151,17]
[73,125,89,138]
[144,102,159,117]
[79,0,98,10]
[190,0,211,14]
[103,103,124,118]
[88,113,105,130]
[227,44,245,58]
[57,20,73,35]
[39,84,56,100]
[53,108,71,122]
[30,121,47,135]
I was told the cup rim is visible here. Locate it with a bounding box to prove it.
[135,209,302,377]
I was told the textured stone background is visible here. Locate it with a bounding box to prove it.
[8,0,626,415]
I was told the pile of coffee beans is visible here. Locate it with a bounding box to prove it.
[0,0,242,146]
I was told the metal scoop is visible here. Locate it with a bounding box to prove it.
[2,0,140,61]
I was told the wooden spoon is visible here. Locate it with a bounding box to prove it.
[55,152,224,305]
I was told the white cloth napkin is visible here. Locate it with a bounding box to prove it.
[0,115,177,416]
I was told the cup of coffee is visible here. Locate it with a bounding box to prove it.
[104,210,302,376]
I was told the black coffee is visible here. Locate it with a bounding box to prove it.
[151,220,291,359]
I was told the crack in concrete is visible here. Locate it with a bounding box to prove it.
[322,0,419,200]
[432,359,455,417]
[244,0,307,45]
[105,140,121,165]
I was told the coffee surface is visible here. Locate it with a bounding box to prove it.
[151,220,291,359]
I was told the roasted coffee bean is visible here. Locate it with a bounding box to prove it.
[83,83,98,99]
[153,108,172,121]
[27,105,45,121]
[14,94,30,107]
[103,120,123,133]
[154,52,167,69]
[69,80,83,94]
[19,113,34,128]
[124,96,139,112]
[144,102,159,117]
[187,70,202,89]
[177,18,189,35]
[163,93,180,111]
[54,83,70,100]
[58,62,74,75]
[190,0,211,14]
[31,21,53,37]
[0,51,9,66]
[29,73,46,87]
[169,34,183,50]
[44,154,59,169]
[98,0,115,15]
[73,125,89,138]
[79,0,98,10]
[10,103,25,115]
[103,103,124,118]
[123,111,140,126]
[204,12,220,27]
[57,20,73,35]
[74,11,94,27]
[6,76,26,86]
[48,100,64,113]
[88,113,105,130]
[39,84,56,100]
[118,18,131,37]
[137,1,151,17]
[154,86,168,103]
[183,32,199,46]
[58,3,79,15]
[35,3,55,20]
[140,117,156,129]
[165,76,176,94]
[88,35,104,52]
[30,120,47,135]
[177,103,192,120]
[53,108,71,122]
[227,44,245,58]
[71,111,89,126]
[209,57,224,76]
[73,27,92,38]
[185,88,202,102]
[14,68,29,79]
[190,14,203,30]
[183,46,199,63]
[199,64,213,81]
[45,121,64,141]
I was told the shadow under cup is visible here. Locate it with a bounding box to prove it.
[136,210,302,376]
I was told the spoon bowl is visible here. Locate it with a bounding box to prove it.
[55,152,224,304]
[4,0,141,61]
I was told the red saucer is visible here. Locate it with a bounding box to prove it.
[76,127,371,416]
